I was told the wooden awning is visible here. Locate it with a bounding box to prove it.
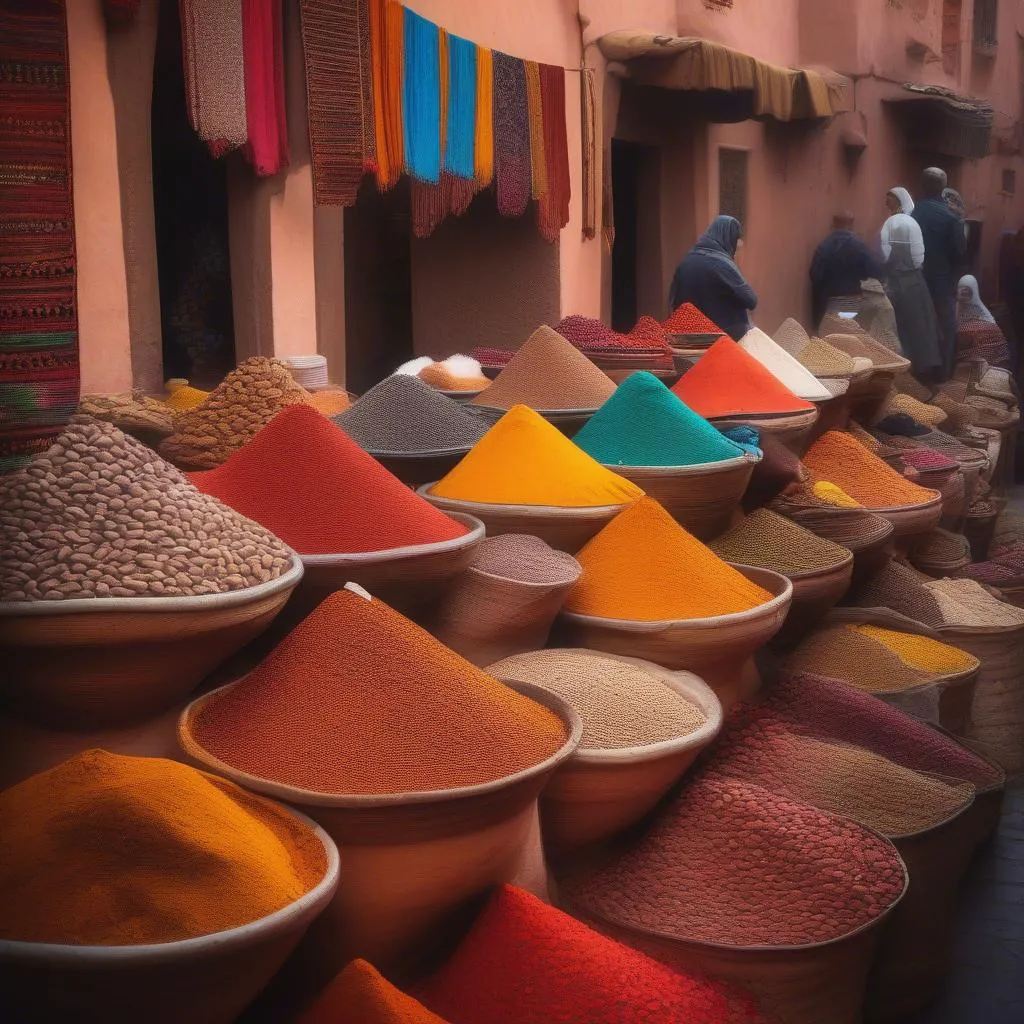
[598,32,850,122]
[883,84,993,159]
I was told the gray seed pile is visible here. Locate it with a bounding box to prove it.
[334,375,488,454]
[488,648,706,749]
[0,418,294,602]
[470,534,581,585]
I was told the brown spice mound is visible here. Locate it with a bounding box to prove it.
[709,508,850,576]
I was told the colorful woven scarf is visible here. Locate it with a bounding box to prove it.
[403,7,442,183]
[411,174,476,239]
[241,0,288,176]
[524,61,547,201]
[0,0,79,473]
[444,34,476,179]
[300,0,367,205]
[370,0,404,189]
[492,51,531,217]
[474,46,494,187]
[537,63,570,242]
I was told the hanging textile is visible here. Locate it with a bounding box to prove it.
[444,34,476,179]
[524,61,548,202]
[180,0,248,157]
[438,28,449,157]
[370,0,404,189]
[0,0,79,473]
[358,0,375,168]
[299,0,367,205]
[402,7,442,183]
[474,46,494,187]
[411,175,476,239]
[537,63,570,242]
[241,0,289,176]
[581,66,598,240]
[492,51,531,217]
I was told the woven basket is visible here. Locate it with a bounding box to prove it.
[604,455,758,541]
[667,331,720,349]
[179,681,582,977]
[711,408,820,457]
[555,565,793,711]
[848,371,897,423]
[869,493,943,540]
[773,552,855,651]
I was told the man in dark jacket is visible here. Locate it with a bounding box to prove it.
[809,212,885,327]
[912,167,967,380]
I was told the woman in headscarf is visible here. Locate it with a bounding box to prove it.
[881,187,943,382]
[957,274,1011,367]
[668,215,757,341]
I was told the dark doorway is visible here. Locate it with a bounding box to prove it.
[151,0,235,386]
[611,139,641,332]
[343,177,414,394]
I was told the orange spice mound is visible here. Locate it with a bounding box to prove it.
[419,362,490,391]
[566,497,774,621]
[671,337,814,419]
[803,431,939,510]
[663,302,726,336]
[306,389,351,416]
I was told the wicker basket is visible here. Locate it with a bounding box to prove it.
[711,408,820,457]
[869,493,943,540]
[773,552,855,651]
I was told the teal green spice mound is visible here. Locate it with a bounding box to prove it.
[573,372,747,467]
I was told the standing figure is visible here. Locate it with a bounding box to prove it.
[668,215,757,341]
[809,212,884,328]
[957,275,1011,368]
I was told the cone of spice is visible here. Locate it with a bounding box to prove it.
[163,380,210,411]
[301,960,450,1024]
[573,372,746,467]
[795,338,858,377]
[672,337,815,418]
[470,326,616,412]
[662,302,726,338]
[847,559,947,627]
[0,750,328,945]
[710,509,850,577]
[334,375,487,455]
[189,404,468,556]
[923,578,1024,628]
[819,317,910,369]
[565,497,773,621]
[738,327,833,401]
[427,405,643,508]
[880,393,947,427]
[418,355,491,392]
[306,389,352,417]
[183,589,567,796]
[853,624,979,674]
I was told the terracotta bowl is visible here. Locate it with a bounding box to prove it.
[436,389,483,403]
[374,449,472,488]
[417,485,630,554]
[0,557,303,730]
[556,565,793,711]
[0,810,339,1024]
[178,681,582,982]
[508,655,723,857]
[772,552,855,650]
[605,455,759,541]
[711,408,820,456]
[470,405,597,437]
[869,493,943,539]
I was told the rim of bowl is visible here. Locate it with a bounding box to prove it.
[0,807,339,963]
[470,404,601,418]
[299,512,484,566]
[416,484,632,518]
[368,445,476,459]
[867,492,943,515]
[558,564,793,633]
[709,408,818,423]
[0,554,304,618]
[178,679,584,808]
[785,547,855,582]
[598,452,761,475]
[466,560,582,591]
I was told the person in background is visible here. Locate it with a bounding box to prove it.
[668,215,757,341]
[956,274,1011,368]
[912,168,967,380]
[942,186,971,280]
[881,187,942,382]
[809,212,884,328]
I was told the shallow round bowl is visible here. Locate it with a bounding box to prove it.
[470,404,597,437]
[0,809,339,1024]
[711,408,819,456]
[0,557,303,730]
[868,493,943,539]
[556,565,793,710]
[773,551,855,650]
[374,448,472,488]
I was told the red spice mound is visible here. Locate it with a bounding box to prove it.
[301,959,450,1024]
[471,346,514,369]
[416,885,765,1024]
[663,302,727,336]
[557,314,670,354]
[672,337,814,418]
[189,404,468,554]
[626,315,674,352]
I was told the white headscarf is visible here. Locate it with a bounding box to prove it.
[881,187,925,268]
[887,187,915,215]
[957,275,996,325]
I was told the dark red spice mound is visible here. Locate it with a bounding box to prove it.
[189,404,468,555]
[626,315,674,352]
[663,302,727,336]
[555,315,635,352]
[471,347,514,369]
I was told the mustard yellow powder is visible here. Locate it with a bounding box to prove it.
[854,625,978,675]
[812,481,862,508]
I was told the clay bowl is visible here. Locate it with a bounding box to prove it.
[374,448,472,488]
[0,809,339,1024]
[869,493,943,540]
[772,551,855,650]
[0,557,303,731]
[603,454,759,541]
[178,681,582,981]
[417,485,630,554]
[556,566,793,711]
[436,389,483,403]
[711,408,820,456]
[871,663,980,737]
[508,656,723,858]
[470,404,597,437]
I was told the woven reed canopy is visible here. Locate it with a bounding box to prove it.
[598,32,850,122]
[883,84,994,159]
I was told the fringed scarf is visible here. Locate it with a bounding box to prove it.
[492,51,530,218]
[444,34,476,179]
[581,66,598,240]
[524,61,547,202]
[474,46,494,187]
[180,0,248,157]
[241,0,289,176]
[299,0,368,205]
[537,63,570,242]
[371,0,404,189]
[411,175,476,239]
[403,7,442,184]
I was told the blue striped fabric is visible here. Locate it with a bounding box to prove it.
[402,7,442,183]
[444,33,476,179]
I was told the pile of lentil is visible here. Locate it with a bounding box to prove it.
[847,560,946,628]
[334,375,487,454]
[924,578,1024,628]
[302,960,449,1024]
[428,404,643,508]
[159,357,312,468]
[416,885,763,1024]
[802,430,938,509]
[566,497,774,620]
[909,528,972,573]
[0,750,327,945]
[555,315,640,353]
[662,302,726,337]
[853,624,978,675]
[709,508,850,576]
[468,533,581,584]
[882,392,947,427]
[189,404,468,555]
[573,371,746,468]
[626,315,675,353]
[186,589,567,795]
[0,418,293,601]
[163,380,210,411]
[811,480,862,507]
[794,336,858,376]
[559,774,906,947]
[737,327,833,401]
[488,649,707,750]
[306,388,352,417]
[470,326,616,411]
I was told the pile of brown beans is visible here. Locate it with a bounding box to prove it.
[0,418,294,601]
